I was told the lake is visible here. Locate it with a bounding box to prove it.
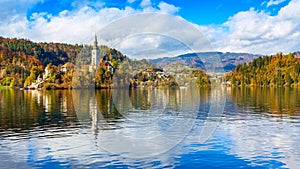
[0,87,299,169]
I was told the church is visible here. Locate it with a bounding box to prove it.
[89,35,114,74]
[89,35,100,72]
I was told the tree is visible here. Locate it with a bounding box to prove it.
[24,66,42,86]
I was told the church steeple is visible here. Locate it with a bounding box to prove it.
[90,34,100,72]
[93,34,98,49]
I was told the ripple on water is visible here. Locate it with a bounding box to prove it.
[0,89,300,168]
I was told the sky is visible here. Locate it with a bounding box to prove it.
[0,0,300,57]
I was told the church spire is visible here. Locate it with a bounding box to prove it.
[93,34,98,49]
[90,34,100,72]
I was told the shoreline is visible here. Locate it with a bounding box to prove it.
[1,85,299,91]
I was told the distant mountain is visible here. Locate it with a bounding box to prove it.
[150,52,261,72]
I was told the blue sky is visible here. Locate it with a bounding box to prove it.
[0,0,299,56]
[26,0,291,24]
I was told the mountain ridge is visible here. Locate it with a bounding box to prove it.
[149,52,262,72]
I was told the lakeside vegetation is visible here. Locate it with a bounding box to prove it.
[0,36,211,89]
[5,36,300,90]
[225,52,300,87]
[0,36,82,88]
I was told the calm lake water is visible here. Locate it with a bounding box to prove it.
[0,87,299,169]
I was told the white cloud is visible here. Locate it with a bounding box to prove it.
[140,0,151,8]
[205,0,300,54]
[0,0,43,20]
[158,2,179,15]
[71,0,105,10]
[0,0,181,46]
[119,35,160,50]
[0,0,300,56]
[96,13,212,59]
[266,0,288,7]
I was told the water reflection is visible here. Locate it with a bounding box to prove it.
[0,87,299,168]
[227,87,300,119]
[0,89,77,132]
[107,87,225,158]
[71,87,212,158]
[129,87,183,111]
[223,87,300,169]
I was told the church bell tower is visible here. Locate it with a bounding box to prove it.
[90,35,100,71]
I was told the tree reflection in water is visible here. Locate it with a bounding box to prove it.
[228,87,300,118]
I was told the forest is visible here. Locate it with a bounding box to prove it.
[0,36,211,89]
[2,37,300,89]
[0,36,128,88]
[0,36,82,87]
[225,52,300,87]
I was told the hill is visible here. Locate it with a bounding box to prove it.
[0,36,212,89]
[0,36,84,87]
[225,52,300,87]
[0,36,125,88]
[149,52,260,72]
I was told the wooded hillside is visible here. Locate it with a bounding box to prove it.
[0,36,82,87]
[225,52,300,87]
